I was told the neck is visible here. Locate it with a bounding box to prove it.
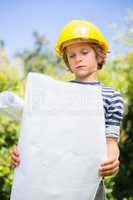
[75,74,97,82]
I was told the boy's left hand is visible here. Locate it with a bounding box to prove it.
[99,156,119,177]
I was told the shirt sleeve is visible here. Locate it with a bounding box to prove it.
[0,91,24,122]
[105,91,124,140]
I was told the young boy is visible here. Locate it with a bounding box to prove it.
[0,20,124,199]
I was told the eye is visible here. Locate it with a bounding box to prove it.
[68,54,75,58]
[82,50,89,55]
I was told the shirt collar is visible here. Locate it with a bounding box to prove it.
[69,80,100,85]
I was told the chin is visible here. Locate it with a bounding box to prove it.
[76,71,90,78]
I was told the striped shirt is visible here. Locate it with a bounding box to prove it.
[69,80,124,139]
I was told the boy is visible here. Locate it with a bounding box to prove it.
[0,20,124,199]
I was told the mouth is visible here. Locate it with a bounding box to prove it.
[76,66,86,69]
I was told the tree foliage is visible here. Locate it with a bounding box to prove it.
[112,51,133,200]
[0,49,22,200]
[108,10,133,200]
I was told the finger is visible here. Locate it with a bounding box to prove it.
[12,155,20,163]
[100,169,119,177]
[101,157,118,166]
[11,152,19,160]
[99,166,119,177]
[11,158,20,166]
[13,148,19,156]
[101,166,119,175]
[12,145,19,154]
[100,160,119,172]
[11,162,19,169]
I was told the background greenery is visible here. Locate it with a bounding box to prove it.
[0,11,133,200]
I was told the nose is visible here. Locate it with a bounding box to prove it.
[75,54,82,63]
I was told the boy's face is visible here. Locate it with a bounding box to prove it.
[66,42,98,81]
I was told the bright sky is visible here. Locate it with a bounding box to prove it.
[0,0,133,58]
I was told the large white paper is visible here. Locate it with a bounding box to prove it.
[10,72,106,200]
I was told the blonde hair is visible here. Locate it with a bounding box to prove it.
[63,43,107,72]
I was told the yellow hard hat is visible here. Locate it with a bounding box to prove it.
[55,20,109,57]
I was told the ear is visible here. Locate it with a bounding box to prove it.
[97,55,103,65]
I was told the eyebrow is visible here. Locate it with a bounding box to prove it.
[67,47,90,54]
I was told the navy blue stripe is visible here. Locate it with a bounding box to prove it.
[103,105,107,113]
[111,99,123,105]
[102,87,114,91]
[69,80,100,85]
[112,93,121,98]
[108,105,123,111]
[106,121,120,126]
[108,116,122,121]
[104,99,111,105]
[102,90,114,93]
[102,94,112,98]
[106,132,118,136]
[108,111,122,117]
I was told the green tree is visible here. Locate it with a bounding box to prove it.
[0,49,23,200]
[112,51,133,200]
[109,10,133,200]
[15,31,65,78]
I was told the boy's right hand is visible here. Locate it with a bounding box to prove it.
[11,145,20,168]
